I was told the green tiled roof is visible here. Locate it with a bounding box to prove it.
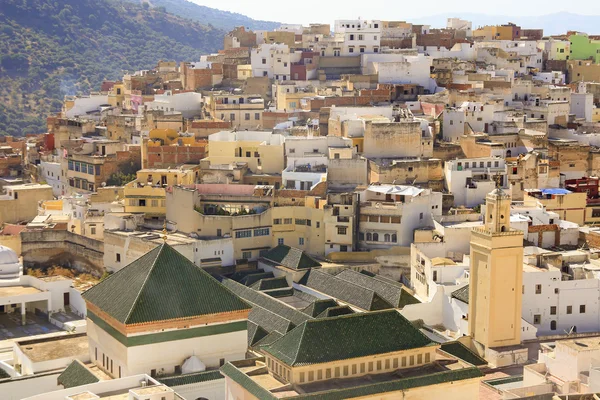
[335,269,420,308]
[248,322,270,346]
[253,330,283,348]
[440,342,487,366]
[0,367,9,380]
[451,285,469,304]
[300,269,394,311]
[242,272,275,287]
[263,288,295,298]
[221,361,483,400]
[293,289,319,303]
[223,279,311,327]
[301,299,339,317]
[251,276,290,291]
[263,310,435,367]
[57,360,99,389]
[83,244,251,325]
[159,370,223,387]
[316,305,354,318]
[262,245,321,270]
[249,305,296,335]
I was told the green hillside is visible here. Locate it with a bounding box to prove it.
[131,0,280,31]
[0,0,225,136]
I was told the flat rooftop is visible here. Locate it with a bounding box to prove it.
[0,286,41,298]
[18,334,88,362]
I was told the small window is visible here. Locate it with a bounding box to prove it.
[550,306,557,315]
[567,306,573,314]
[337,227,347,235]
[116,253,121,262]
[299,237,305,246]
[580,305,586,314]
[533,314,541,324]
[535,284,542,294]
[278,238,284,245]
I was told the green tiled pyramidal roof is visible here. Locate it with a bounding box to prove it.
[251,276,290,291]
[440,341,487,366]
[58,360,99,389]
[335,269,420,309]
[316,305,354,319]
[451,284,469,304]
[83,244,250,325]
[301,299,339,317]
[263,310,435,366]
[262,245,321,270]
[300,269,394,311]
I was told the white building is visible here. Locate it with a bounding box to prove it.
[571,92,594,122]
[358,185,443,250]
[334,19,382,55]
[39,157,63,197]
[442,102,504,142]
[362,53,436,93]
[64,94,109,119]
[251,43,300,81]
[144,91,203,119]
[522,247,600,336]
[444,157,507,207]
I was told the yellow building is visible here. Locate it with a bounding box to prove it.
[206,131,285,174]
[124,166,199,217]
[469,188,523,350]
[523,189,587,226]
[271,197,327,257]
[108,82,125,108]
[0,184,54,224]
[222,311,483,399]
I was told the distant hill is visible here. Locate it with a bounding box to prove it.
[412,12,600,36]
[0,0,226,136]
[128,0,280,31]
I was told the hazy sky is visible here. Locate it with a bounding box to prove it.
[190,0,600,24]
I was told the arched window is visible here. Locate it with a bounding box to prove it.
[373,233,379,242]
[366,232,372,241]
[384,234,391,242]
[550,320,557,331]
[506,150,512,157]
[391,234,397,243]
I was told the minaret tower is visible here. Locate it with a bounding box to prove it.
[468,182,524,350]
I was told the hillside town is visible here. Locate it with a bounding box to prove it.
[2,16,600,400]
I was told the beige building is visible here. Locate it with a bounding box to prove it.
[205,131,285,174]
[0,184,53,224]
[166,185,274,261]
[124,166,199,218]
[507,152,560,201]
[524,188,587,226]
[272,196,327,257]
[204,93,264,130]
[469,189,524,351]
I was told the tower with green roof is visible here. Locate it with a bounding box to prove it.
[83,243,251,379]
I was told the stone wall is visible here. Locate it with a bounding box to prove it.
[21,230,104,276]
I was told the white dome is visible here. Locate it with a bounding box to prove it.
[0,246,20,278]
[181,355,206,374]
[0,246,18,265]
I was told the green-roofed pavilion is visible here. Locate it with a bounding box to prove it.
[263,310,435,367]
[83,243,251,326]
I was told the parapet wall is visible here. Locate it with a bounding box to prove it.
[21,230,104,276]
